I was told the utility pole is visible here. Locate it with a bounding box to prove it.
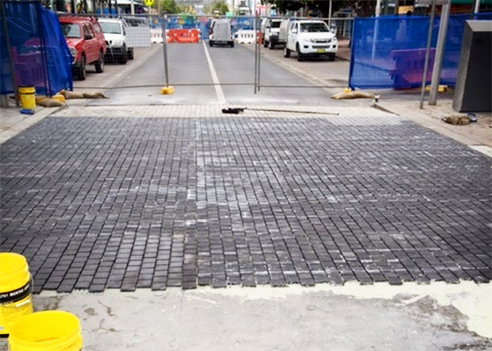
[429,2,450,105]
[419,0,437,109]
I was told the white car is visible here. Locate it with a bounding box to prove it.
[283,20,338,62]
[98,18,134,64]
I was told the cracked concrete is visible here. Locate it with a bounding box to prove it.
[1,282,489,351]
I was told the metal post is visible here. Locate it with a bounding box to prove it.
[429,2,450,105]
[371,17,379,59]
[328,0,332,27]
[131,0,134,15]
[162,16,169,88]
[254,13,258,94]
[419,0,436,109]
[257,15,261,92]
[474,0,480,14]
[1,0,19,107]
[36,3,51,97]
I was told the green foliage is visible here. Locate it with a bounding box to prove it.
[159,0,182,14]
[204,1,228,15]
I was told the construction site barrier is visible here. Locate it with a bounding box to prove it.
[167,29,201,43]
[150,29,164,44]
[236,29,260,44]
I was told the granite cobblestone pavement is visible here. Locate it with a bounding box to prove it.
[1,108,491,294]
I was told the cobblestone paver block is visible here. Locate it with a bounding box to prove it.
[1,116,490,292]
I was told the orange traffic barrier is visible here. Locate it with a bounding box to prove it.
[167,29,200,43]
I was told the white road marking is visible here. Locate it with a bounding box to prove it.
[202,41,226,104]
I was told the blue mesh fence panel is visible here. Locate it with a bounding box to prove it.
[349,13,492,90]
[349,15,439,89]
[38,5,72,96]
[475,12,492,20]
[0,1,72,96]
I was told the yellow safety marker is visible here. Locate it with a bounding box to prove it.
[161,86,175,95]
[425,85,448,92]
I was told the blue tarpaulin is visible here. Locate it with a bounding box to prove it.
[0,1,72,96]
[349,13,492,90]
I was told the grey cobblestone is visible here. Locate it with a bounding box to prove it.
[1,116,491,292]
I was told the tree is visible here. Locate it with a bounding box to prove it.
[159,0,182,14]
[209,1,228,15]
[261,0,306,14]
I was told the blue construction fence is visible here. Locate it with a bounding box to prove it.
[0,1,72,97]
[349,13,492,90]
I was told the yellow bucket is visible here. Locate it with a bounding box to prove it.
[0,253,33,337]
[18,86,36,111]
[9,311,83,351]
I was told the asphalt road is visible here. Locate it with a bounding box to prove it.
[76,42,355,106]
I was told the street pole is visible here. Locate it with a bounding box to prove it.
[131,0,135,15]
[162,16,169,88]
[429,2,450,105]
[254,0,257,94]
[1,0,19,107]
[328,0,332,27]
[419,0,437,109]
[474,0,480,14]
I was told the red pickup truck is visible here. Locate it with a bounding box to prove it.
[59,16,107,80]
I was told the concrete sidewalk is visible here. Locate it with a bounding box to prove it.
[21,283,492,351]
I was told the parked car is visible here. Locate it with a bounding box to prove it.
[98,18,134,64]
[209,19,234,48]
[263,18,282,49]
[283,20,338,62]
[59,16,107,80]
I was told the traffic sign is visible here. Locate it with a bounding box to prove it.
[143,0,154,6]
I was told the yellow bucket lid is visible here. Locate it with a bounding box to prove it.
[0,253,31,293]
[9,311,83,351]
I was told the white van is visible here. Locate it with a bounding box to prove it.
[263,18,282,49]
[278,18,293,46]
[209,19,234,47]
[98,18,134,64]
[283,20,338,61]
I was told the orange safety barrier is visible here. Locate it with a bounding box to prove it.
[167,29,201,43]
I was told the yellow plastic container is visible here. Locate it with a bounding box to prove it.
[9,311,83,351]
[18,86,36,111]
[0,253,33,337]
